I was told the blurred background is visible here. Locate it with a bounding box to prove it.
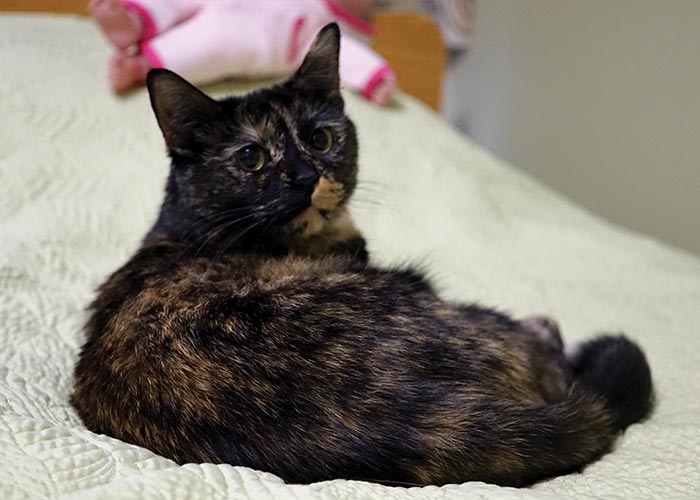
[441,0,700,258]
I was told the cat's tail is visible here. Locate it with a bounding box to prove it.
[427,335,653,486]
[567,334,653,431]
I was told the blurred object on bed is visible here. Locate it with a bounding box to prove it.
[0,0,448,111]
[87,1,397,103]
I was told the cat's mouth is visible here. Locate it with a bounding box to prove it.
[289,177,345,238]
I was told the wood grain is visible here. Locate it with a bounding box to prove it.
[0,0,89,16]
[372,11,446,110]
[0,2,446,108]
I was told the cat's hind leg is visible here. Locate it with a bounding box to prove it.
[519,314,563,351]
[409,335,652,486]
[518,314,572,400]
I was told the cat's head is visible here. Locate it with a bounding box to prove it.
[147,24,358,250]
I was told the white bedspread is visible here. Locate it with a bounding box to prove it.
[1,14,699,500]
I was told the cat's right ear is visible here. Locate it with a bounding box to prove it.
[287,23,342,99]
[147,69,221,155]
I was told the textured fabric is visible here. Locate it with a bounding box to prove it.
[1,14,699,500]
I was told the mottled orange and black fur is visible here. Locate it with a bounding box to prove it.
[72,24,653,487]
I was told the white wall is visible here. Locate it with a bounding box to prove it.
[443,0,700,256]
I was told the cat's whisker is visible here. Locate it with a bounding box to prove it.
[350,196,385,207]
[352,185,389,200]
[180,202,277,254]
[198,206,265,225]
[352,190,386,201]
[212,219,264,262]
[353,185,385,193]
[189,212,260,257]
[178,209,251,246]
[349,198,389,212]
[353,181,388,194]
[202,201,279,261]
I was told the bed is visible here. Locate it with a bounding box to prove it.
[1,13,699,500]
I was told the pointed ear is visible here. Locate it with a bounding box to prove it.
[288,23,341,98]
[146,69,221,154]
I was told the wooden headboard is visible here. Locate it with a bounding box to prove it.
[1,0,89,16]
[372,11,446,110]
[0,1,446,109]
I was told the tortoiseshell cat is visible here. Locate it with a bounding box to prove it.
[72,24,652,486]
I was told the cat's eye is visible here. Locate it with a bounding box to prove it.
[309,128,333,153]
[236,145,266,171]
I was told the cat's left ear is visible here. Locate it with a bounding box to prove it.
[147,69,221,155]
[287,23,341,99]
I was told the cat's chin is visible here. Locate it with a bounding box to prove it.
[287,176,347,239]
[289,206,329,238]
[284,205,362,258]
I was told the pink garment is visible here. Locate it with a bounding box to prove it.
[124,0,393,100]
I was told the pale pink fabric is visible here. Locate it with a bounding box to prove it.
[124,0,394,100]
[126,0,204,36]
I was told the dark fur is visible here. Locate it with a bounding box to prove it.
[71,24,653,487]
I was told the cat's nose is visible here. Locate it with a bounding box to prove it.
[290,163,320,188]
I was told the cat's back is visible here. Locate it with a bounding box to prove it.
[84,240,363,341]
[71,239,570,474]
[71,241,366,453]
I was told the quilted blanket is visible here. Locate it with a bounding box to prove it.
[1,13,699,500]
